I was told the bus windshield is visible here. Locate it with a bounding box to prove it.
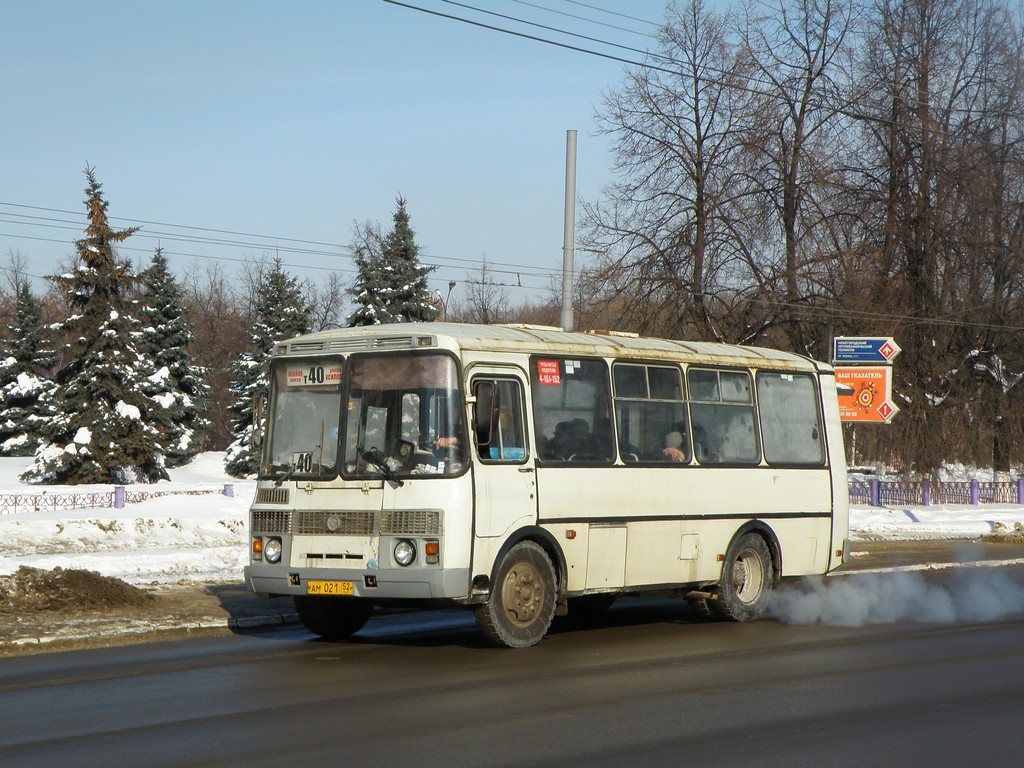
[263,359,343,480]
[343,352,467,479]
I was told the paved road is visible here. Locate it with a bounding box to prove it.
[3,558,1024,767]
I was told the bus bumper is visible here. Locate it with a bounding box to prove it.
[245,563,472,601]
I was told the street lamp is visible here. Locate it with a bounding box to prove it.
[444,280,456,321]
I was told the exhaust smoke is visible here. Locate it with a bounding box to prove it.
[768,566,1024,627]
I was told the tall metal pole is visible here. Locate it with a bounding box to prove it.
[560,129,577,331]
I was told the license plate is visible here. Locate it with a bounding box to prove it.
[306,580,354,596]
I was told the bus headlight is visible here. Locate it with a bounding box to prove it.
[394,539,416,567]
[264,537,282,564]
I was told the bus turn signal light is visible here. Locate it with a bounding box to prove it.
[425,540,440,564]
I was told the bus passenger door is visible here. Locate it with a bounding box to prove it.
[470,372,537,538]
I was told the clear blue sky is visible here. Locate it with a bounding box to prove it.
[1,0,670,306]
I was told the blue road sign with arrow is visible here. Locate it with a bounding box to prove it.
[833,336,901,364]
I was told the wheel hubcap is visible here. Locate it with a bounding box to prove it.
[502,564,543,625]
[733,548,764,605]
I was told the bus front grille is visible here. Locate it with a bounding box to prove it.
[382,510,442,536]
[251,510,290,534]
[255,488,289,505]
[251,509,443,537]
[293,510,377,536]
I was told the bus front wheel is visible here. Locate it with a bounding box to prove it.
[710,533,773,622]
[475,541,557,648]
[294,596,374,641]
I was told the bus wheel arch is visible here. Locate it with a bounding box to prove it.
[475,531,564,648]
[709,524,779,622]
[488,526,568,598]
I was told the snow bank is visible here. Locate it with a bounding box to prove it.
[0,453,253,584]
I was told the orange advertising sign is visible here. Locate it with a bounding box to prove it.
[835,366,899,423]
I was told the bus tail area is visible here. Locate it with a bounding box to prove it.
[244,323,849,648]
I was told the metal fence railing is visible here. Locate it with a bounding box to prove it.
[0,484,235,515]
[849,478,1024,507]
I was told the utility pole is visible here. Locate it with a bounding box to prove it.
[560,129,577,331]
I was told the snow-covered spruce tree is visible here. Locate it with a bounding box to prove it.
[137,247,212,466]
[224,258,311,477]
[346,234,395,326]
[0,282,58,456]
[22,167,169,485]
[381,196,438,322]
[346,196,438,326]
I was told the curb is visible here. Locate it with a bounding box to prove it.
[2,611,303,653]
[227,611,300,629]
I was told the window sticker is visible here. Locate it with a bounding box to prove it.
[537,359,561,385]
[287,364,342,387]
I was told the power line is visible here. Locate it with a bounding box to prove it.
[382,0,678,74]
[507,0,656,36]
[0,201,572,289]
[391,0,999,141]
[438,0,673,66]
[561,0,662,29]
[3,226,1020,334]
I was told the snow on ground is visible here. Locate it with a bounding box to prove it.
[3,453,1024,587]
[0,453,254,585]
[850,503,1024,540]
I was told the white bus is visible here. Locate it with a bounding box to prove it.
[245,322,849,648]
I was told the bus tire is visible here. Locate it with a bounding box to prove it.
[475,541,557,648]
[709,533,773,622]
[293,596,374,641]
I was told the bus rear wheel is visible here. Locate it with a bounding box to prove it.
[710,533,773,622]
[475,541,557,648]
[293,596,374,641]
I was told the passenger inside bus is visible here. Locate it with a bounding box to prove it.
[429,410,466,463]
[544,421,573,459]
[658,430,687,462]
[568,418,593,458]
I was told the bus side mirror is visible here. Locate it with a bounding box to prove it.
[252,392,267,448]
[474,382,493,446]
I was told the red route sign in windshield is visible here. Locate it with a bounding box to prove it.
[536,359,561,385]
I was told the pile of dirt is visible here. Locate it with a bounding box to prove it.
[983,521,1024,544]
[0,566,156,614]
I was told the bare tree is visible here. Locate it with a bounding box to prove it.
[582,0,767,342]
[305,271,347,331]
[457,257,512,324]
[1,251,32,300]
[182,262,249,449]
[845,0,1024,471]
[738,0,855,356]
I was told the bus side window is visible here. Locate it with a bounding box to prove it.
[613,362,688,464]
[756,371,824,465]
[687,368,759,465]
[531,357,614,463]
[474,378,528,463]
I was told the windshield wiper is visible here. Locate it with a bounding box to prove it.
[274,462,298,487]
[273,447,318,487]
[356,445,404,487]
